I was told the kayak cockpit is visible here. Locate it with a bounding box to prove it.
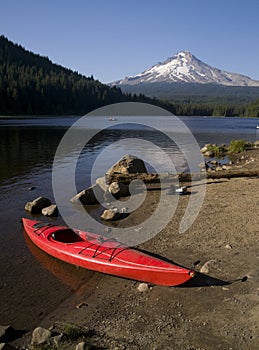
[51,229,84,243]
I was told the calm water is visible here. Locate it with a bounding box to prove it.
[0,115,258,329]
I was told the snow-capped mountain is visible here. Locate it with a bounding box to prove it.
[112,51,259,87]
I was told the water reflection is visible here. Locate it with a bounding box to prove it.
[0,126,66,184]
[23,230,94,295]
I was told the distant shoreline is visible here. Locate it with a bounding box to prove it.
[0,114,81,119]
[0,114,258,119]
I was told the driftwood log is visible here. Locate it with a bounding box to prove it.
[105,169,259,185]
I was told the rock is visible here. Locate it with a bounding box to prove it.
[198,162,209,172]
[76,342,90,350]
[76,302,87,309]
[31,327,52,346]
[70,184,104,205]
[203,150,213,157]
[199,260,217,274]
[200,145,208,153]
[137,283,149,292]
[254,140,259,147]
[52,333,64,347]
[200,144,212,153]
[95,176,109,192]
[225,244,232,249]
[106,154,147,177]
[42,204,58,217]
[108,182,130,198]
[209,160,219,165]
[25,196,51,214]
[0,325,14,342]
[101,208,121,221]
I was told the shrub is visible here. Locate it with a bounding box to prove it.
[228,139,252,153]
[62,323,85,341]
[207,144,227,158]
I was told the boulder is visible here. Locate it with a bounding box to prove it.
[70,184,104,205]
[108,181,130,198]
[106,154,147,177]
[42,204,58,217]
[31,327,52,346]
[25,197,51,214]
[101,208,121,221]
[254,140,259,147]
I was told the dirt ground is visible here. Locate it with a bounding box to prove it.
[16,149,259,350]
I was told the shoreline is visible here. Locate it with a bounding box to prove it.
[3,149,259,350]
[11,151,259,350]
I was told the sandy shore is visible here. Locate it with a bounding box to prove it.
[15,150,259,349]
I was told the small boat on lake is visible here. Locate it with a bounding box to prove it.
[256,125,259,129]
[108,117,117,121]
[22,218,195,286]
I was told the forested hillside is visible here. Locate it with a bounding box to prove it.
[119,83,259,117]
[0,35,258,117]
[0,36,165,115]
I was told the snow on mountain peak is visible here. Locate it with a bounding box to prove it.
[112,51,259,87]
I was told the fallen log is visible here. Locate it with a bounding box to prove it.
[206,169,259,180]
[105,168,259,185]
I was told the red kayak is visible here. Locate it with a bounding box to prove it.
[22,218,195,286]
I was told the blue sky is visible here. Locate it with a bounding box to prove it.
[1,0,259,83]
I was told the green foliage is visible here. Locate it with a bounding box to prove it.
[62,323,86,341]
[228,139,252,153]
[207,144,227,158]
[0,36,174,115]
[1,35,259,117]
[121,82,259,117]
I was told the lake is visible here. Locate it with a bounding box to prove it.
[0,115,258,330]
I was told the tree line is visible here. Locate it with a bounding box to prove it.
[0,35,258,117]
[0,36,171,115]
[166,100,259,117]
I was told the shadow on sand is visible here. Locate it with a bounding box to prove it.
[180,271,248,288]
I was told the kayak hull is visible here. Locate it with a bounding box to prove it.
[22,218,194,286]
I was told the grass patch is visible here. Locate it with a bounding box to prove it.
[62,323,86,341]
[228,139,252,153]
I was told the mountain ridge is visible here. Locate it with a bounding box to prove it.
[112,51,259,87]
